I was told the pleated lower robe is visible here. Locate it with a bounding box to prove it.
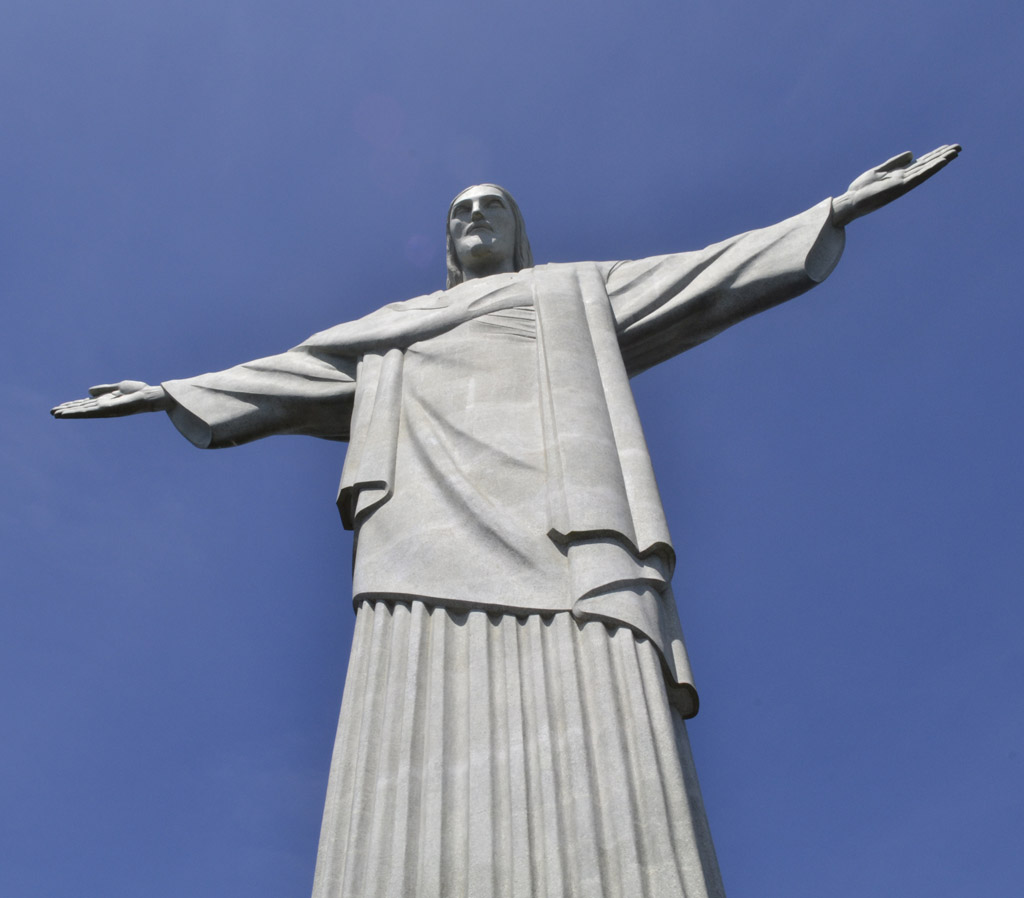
[311,601,724,898]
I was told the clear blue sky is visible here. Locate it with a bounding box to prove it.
[3,2,1020,895]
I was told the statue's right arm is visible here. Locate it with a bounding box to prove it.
[51,381,173,419]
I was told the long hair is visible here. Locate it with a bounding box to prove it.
[445,184,534,289]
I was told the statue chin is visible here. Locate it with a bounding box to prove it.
[457,244,513,279]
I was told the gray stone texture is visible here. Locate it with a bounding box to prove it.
[51,147,961,897]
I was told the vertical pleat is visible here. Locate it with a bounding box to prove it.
[414,603,449,895]
[525,614,570,896]
[578,621,643,895]
[311,601,725,898]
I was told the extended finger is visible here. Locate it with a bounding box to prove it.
[909,145,956,167]
[904,155,955,188]
[88,384,121,397]
[51,399,100,417]
[877,151,914,172]
[904,145,960,180]
[53,397,98,410]
[906,145,961,172]
[921,143,961,159]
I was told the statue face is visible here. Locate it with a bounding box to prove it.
[449,186,517,276]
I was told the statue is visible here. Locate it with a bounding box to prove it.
[53,145,960,898]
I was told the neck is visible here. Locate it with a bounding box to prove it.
[461,257,516,281]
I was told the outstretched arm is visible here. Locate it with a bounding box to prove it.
[52,350,357,447]
[51,381,172,418]
[831,144,961,228]
[609,144,960,374]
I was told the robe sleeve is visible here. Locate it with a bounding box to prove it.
[607,199,846,376]
[161,347,357,448]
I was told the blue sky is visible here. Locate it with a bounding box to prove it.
[3,1,1021,895]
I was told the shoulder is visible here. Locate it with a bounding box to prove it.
[532,260,620,278]
[379,288,449,312]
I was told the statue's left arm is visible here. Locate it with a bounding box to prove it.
[610,145,959,376]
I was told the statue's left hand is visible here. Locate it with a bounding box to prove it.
[831,144,961,227]
[51,381,171,419]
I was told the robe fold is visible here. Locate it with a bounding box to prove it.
[162,200,844,898]
[162,199,843,719]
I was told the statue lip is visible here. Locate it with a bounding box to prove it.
[466,222,493,233]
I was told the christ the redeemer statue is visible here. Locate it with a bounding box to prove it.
[54,145,959,898]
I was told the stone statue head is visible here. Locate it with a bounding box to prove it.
[446,184,534,289]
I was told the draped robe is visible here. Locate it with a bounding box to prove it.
[160,200,845,897]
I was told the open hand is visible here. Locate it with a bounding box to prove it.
[831,144,961,227]
[51,381,170,419]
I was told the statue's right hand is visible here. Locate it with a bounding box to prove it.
[51,381,170,419]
